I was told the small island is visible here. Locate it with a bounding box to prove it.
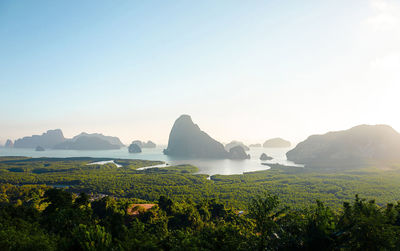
[229,146,250,160]
[54,136,121,150]
[143,141,156,148]
[225,141,249,151]
[263,138,291,148]
[128,143,142,153]
[5,139,13,148]
[260,153,273,161]
[131,140,157,148]
[35,146,45,151]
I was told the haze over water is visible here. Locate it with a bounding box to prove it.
[0,146,298,175]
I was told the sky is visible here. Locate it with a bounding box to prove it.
[1,0,400,145]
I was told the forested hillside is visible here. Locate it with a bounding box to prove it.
[1,184,400,250]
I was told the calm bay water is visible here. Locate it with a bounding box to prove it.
[0,146,299,176]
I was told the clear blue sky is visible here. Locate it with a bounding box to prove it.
[1,0,399,144]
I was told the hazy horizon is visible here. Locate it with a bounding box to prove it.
[1,0,399,145]
[1,117,399,147]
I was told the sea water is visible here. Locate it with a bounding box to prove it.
[0,146,299,175]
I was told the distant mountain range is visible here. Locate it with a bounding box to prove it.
[12,130,125,150]
[53,136,121,150]
[287,124,400,168]
[14,129,65,148]
[6,120,400,168]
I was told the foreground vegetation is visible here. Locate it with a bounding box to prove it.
[2,184,400,250]
[1,157,400,210]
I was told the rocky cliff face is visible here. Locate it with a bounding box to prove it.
[14,129,65,148]
[163,115,229,159]
[286,124,400,167]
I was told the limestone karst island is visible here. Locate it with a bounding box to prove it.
[1,1,400,249]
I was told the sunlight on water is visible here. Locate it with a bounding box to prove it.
[87,160,122,167]
[0,146,299,175]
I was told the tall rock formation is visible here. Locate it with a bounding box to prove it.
[163,115,229,159]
